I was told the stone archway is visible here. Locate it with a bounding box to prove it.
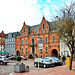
[51,49,58,57]
[16,50,20,56]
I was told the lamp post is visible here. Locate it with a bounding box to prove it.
[37,36,40,71]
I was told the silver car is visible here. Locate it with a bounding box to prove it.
[45,57,63,66]
[34,58,55,68]
[0,56,9,65]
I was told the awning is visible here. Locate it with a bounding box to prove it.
[0,51,9,53]
[0,51,2,53]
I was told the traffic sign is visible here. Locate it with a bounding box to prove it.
[39,41,45,43]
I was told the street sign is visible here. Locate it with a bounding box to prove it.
[38,43,43,49]
[39,41,45,43]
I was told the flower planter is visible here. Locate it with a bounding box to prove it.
[14,64,25,73]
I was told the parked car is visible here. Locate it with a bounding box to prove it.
[8,56,17,60]
[20,56,27,60]
[0,56,9,65]
[45,57,63,66]
[34,58,55,68]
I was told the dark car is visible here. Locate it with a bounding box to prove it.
[8,56,17,60]
[20,56,27,60]
[34,58,55,68]
[45,57,63,66]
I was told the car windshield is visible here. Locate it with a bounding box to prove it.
[52,57,59,61]
[42,58,49,62]
[4,57,7,59]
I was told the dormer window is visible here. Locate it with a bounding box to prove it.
[43,24,45,28]
[53,36,55,42]
[24,28,25,32]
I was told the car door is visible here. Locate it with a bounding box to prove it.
[0,56,2,61]
[39,59,43,67]
[39,59,41,67]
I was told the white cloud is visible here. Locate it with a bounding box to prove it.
[0,0,43,33]
[0,0,73,33]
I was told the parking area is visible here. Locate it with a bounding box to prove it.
[13,61,75,75]
[0,59,47,75]
[0,59,75,75]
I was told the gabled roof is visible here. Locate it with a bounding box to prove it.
[20,17,61,36]
[6,32,20,38]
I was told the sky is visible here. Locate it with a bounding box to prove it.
[0,0,73,34]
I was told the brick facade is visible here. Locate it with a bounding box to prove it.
[0,31,6,51]
[15,16,60,58]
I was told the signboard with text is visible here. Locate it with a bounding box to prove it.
[38,43,43,49]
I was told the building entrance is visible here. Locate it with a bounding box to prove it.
[52,49,58,57]
[16,50,20,56]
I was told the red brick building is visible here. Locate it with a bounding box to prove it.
[0,31,6,51]
[15,16,60,58]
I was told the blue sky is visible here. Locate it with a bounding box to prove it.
[0,0,73,33]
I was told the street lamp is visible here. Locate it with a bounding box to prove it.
[37,36,40,71]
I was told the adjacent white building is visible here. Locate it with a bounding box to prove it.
[60,40,71,57]
[5,32,20,56]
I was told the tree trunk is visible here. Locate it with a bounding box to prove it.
[69,52,73,70]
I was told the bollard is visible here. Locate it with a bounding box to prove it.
[25,66,29,72]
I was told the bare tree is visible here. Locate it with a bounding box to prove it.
[54,1,75,22]
[54,18,75,70]
[52,1,75,70]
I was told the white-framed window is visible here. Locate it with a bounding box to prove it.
[24,28,25,32]
[53,36,55,42]
[67,51,69,55]
[25,48,27,53]
[45,29,46,33]
[61,44,63,48]
[22,48,23,53]
[46,47,48,52]
[61,52,63,56]
[25,39,27,44]
[45,37,48,43]
[22,39,23,45]
[64,43,66,47]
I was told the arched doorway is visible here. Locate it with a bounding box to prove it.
[16,50,20,56]
[52,49,58,57]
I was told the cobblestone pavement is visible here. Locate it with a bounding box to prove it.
[0,62,15,75]
[13,61,75,75]
[0,59,75,75]
[0,59,45,75]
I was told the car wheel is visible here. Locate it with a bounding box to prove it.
[1,61,3,65]
[43,64,46,68]
[5,63,7,65]
[51,64,54,67]
[60,63,63,66]
[34,64,37,67]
